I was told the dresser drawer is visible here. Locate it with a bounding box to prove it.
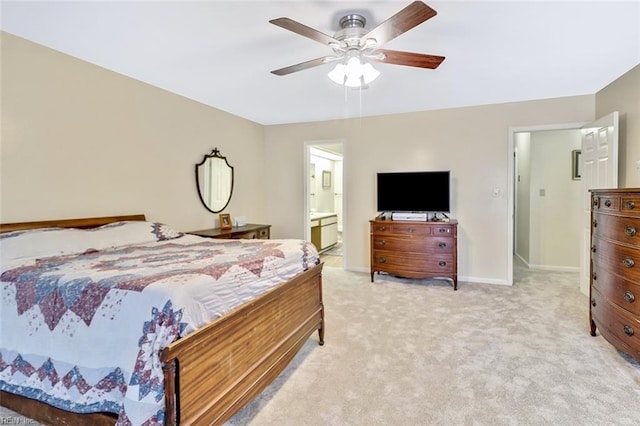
[592,239,640,282]
[371,250,455,273]
[372,235,454,253]
[234,226,270,239]
[592,213,640,245]
[230,230,258,239]
[591,288,640,355]
[592,269,640,317]
[371,222,431,236]
[621,195,640,217]
[592,194,620,212]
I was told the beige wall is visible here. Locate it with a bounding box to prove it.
[2,32,638,285]
[0,32,265,231]
[528,129,582,270]
[264,97,595,284]
[596,64,640,187]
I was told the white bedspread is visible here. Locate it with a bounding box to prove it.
[0,223,319,425]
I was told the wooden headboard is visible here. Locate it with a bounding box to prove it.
[0,214,146,234]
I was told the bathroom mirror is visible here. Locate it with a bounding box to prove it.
[195,148,234,213]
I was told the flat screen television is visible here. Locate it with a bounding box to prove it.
[377,171,450,213]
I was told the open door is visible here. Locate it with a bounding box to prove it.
[579,112,619,295]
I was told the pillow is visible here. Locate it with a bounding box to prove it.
[0,221,183,262]
[85,221,184,246]
[0,227,85,262]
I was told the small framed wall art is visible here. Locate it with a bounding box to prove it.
[219,213,232,230]
[322,170,331,188]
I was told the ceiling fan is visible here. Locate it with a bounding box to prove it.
[269,1,445,87]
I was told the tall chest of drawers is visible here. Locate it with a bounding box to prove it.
[370,219,458,290]
[590,188,640,361]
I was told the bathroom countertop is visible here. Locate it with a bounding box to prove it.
[310,212,337,221]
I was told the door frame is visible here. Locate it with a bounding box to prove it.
[304,139,346,266]
[507,121,586,285]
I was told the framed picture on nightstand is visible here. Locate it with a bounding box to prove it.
[219,213,232,230]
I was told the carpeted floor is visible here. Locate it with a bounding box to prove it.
[3,262,640,425]
[226,263,640,425]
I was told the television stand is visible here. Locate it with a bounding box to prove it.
[369,218,458,290]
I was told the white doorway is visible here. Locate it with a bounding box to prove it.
[508,122,586,286]
[304,140,345,268]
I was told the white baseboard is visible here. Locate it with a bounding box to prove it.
[515,253,579,272]
[458,276,510,286]
[527,264,580,272]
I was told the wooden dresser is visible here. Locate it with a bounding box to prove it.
[189,224,271,240]
[370,219,458,290]
[590,188,640,361]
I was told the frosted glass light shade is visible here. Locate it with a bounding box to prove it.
[328,56,380,88]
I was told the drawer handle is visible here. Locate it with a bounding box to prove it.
[408,228,415,234]
[625,226,637,237]
[593,197,600,208]
[623,258,635,268]
[591,245,596,253]
[377,226,387,231]
[592,273,597,281]
[624,291,636,303]
[623,325,634,337]
[378,256,386,264]
[438,242,447,248]
[593,219,598,228]
[379,239,386,247]
[438,261,446,267]
[604,199,612,207]
[591,299,596,307]
[627,201,636,209]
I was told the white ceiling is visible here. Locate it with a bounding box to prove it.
[2,1,639,125]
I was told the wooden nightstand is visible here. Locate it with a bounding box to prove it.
[189,224,271,240]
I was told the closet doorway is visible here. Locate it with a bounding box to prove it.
[305,141,344,268]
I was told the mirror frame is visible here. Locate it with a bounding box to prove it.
[195,147,234,214]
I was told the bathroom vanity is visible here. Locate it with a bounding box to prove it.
[310,212,338,252]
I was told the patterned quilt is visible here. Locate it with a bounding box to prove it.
[0,223,319,425]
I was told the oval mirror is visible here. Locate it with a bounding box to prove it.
[195,148,234,213]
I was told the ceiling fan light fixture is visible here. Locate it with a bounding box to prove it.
[327,56,380,88]
[270,2,445,82]
[327,63,346,85]
[361,62,381,83]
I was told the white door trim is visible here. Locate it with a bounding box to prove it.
[507,121,587,285]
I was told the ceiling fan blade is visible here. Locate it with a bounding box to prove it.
[361,1,437,47]
[270,17,341,46]
[371,49,445,69]
[271,57,333,76]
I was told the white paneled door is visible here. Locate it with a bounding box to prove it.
[580,112,619,295]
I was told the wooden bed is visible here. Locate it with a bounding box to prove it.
[0,214,325,425]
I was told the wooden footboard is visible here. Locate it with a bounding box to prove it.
[0,215,325,425]
[161,262,324,425]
